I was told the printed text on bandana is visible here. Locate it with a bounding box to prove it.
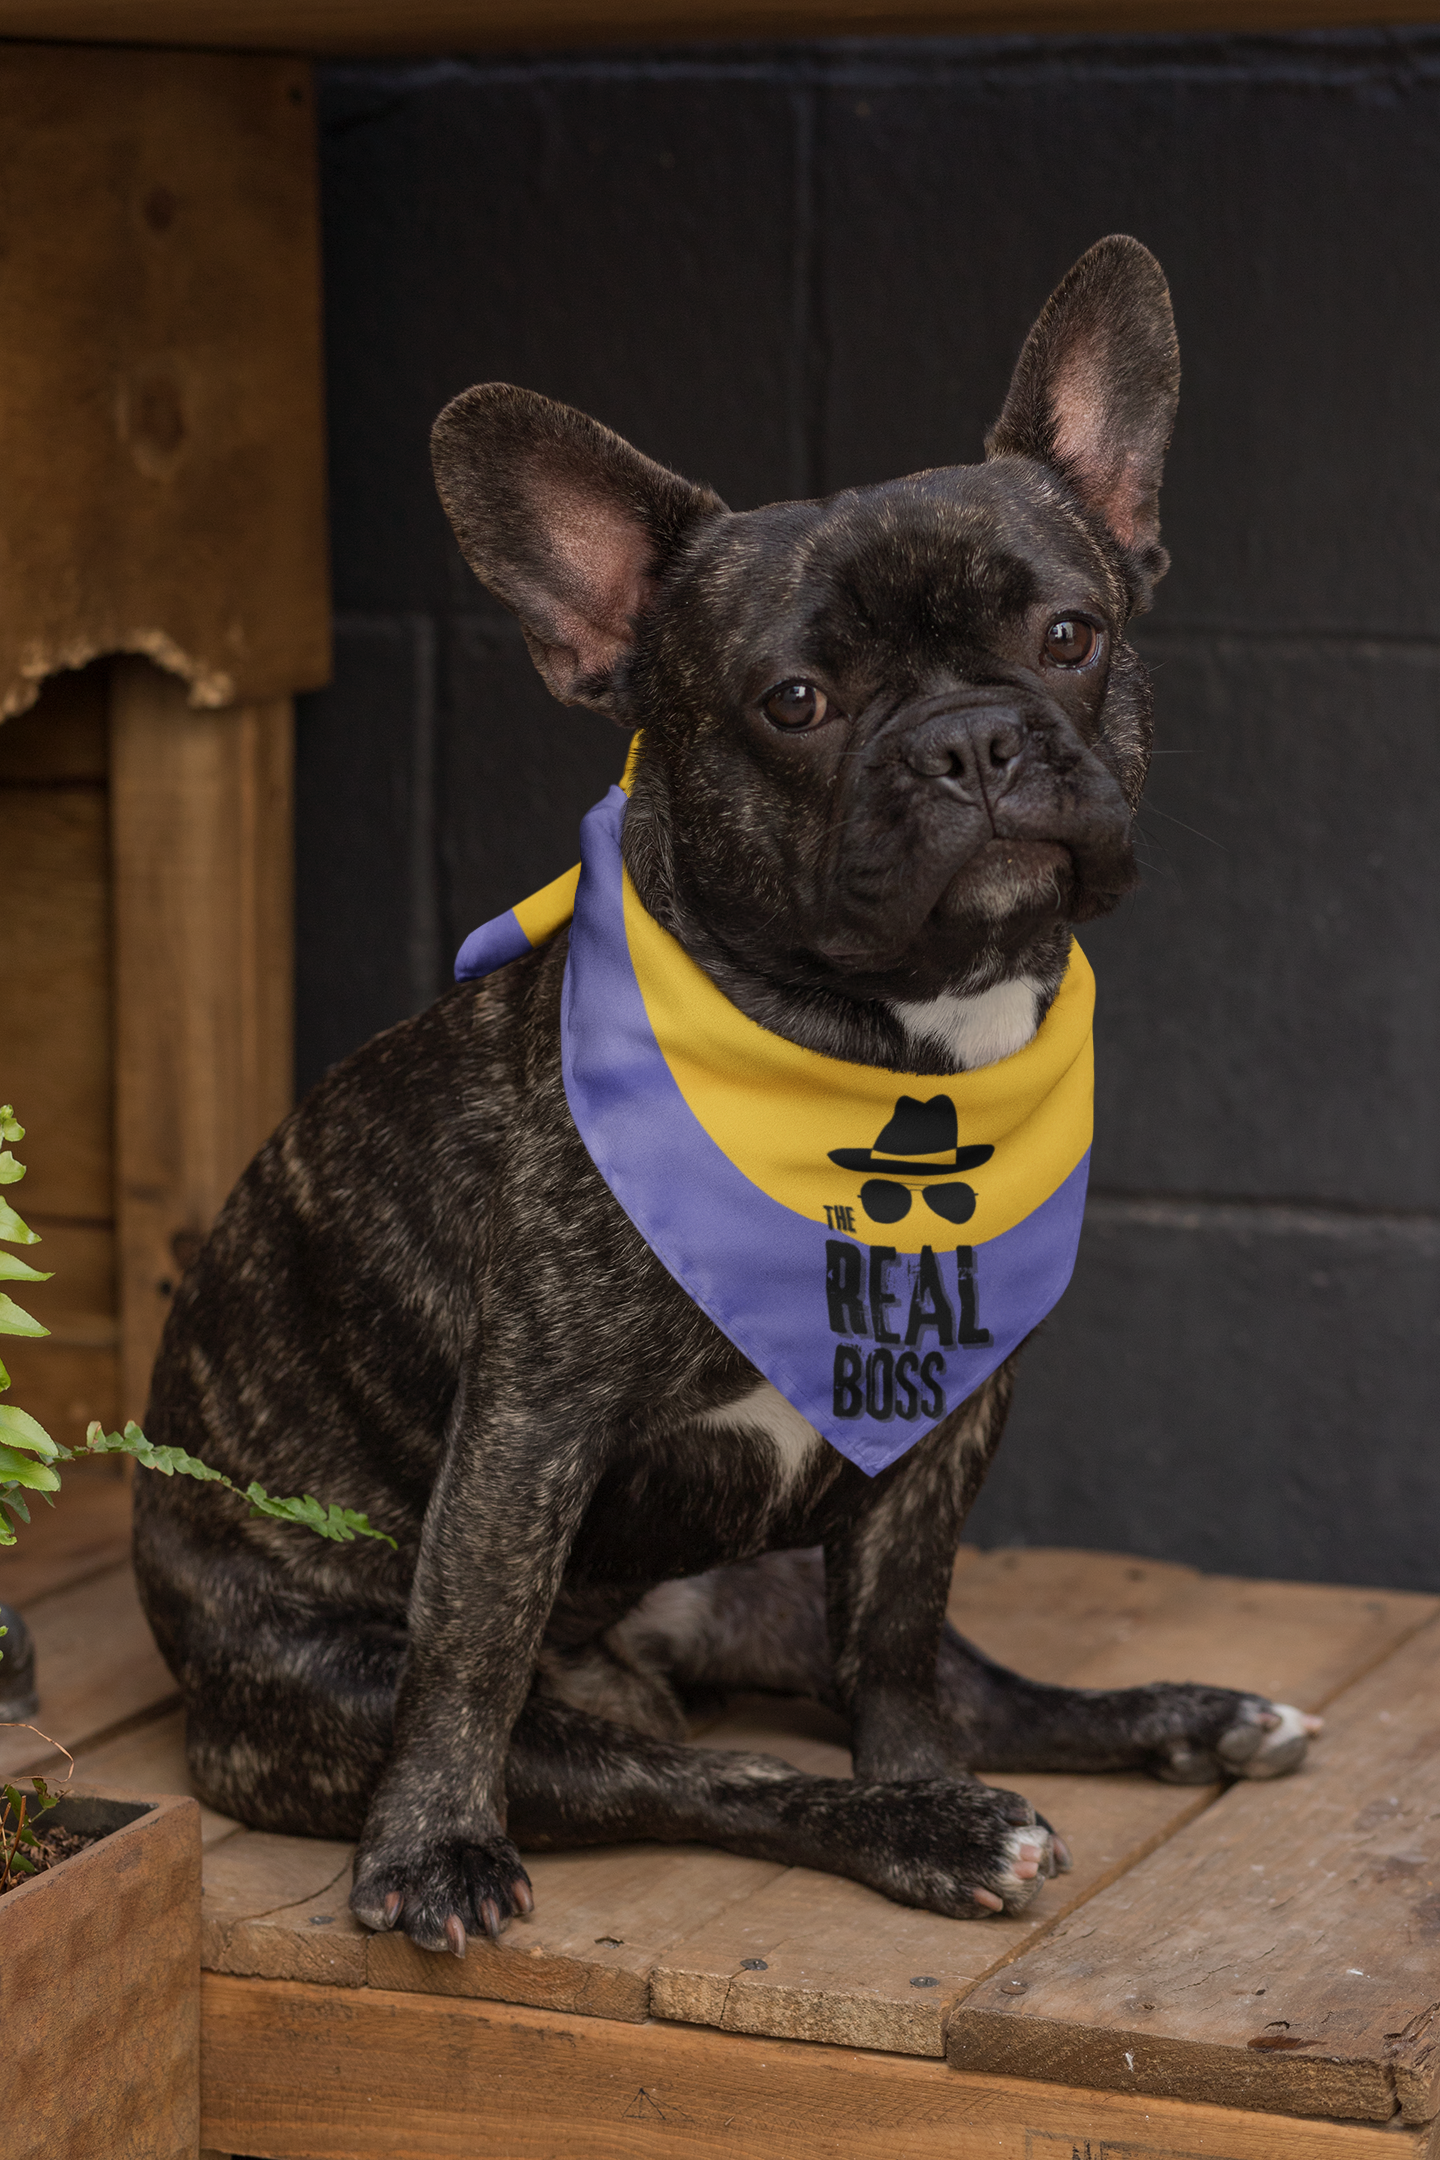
[826,1240,990,1424]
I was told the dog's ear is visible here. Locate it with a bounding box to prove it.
[986,235,1179,596]
[432,385,726,712]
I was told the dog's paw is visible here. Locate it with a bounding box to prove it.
[1152,1693,1323,1786]
[852,1778,1064,1920]
[350,1832,535,1956]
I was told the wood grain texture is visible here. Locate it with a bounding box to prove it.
[650,1556,1438,2055]
[70,1704,242,1848]
[3,0,1440,55]
[0,762,113,1218]
[369,1843,787,2021]
[3,1790,201,2160]
[111,659,294,1419]
[0,1222,121,1452]
[0,1560,177,1779]
[203,1830,366,1985]
[199,1975,1440,2160]
[0,44,328,717]
[0,663,109,779]
[180,1548,1439,2069]
[0,1462,133,1606]
[950,1610,1440,2123]
[947,1545,1439,1706]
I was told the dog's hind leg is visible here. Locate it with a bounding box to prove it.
[170,1608,403,1840]
[931,1630,1320,1783]
[604,1552,1317,1785]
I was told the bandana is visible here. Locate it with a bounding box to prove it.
[456,774,1094,1478]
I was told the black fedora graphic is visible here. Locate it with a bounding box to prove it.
[830,1096,994,1178]
[829,1097,994,1226]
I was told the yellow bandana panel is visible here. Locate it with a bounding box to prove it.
[622,872,1094,1257]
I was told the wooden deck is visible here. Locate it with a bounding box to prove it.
[6,1475,1440,2158]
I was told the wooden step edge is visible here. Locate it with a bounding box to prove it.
[946,2003,1400,2126]
[198,1973,1440,2160]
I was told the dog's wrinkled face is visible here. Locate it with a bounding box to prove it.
[432,234,1179,1009]
[631,462,1148,1001]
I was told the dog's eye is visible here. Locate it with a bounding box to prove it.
[1044,618,1100,668]
[763,680,829,730]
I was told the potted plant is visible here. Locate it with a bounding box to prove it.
[0,1105,390,2160]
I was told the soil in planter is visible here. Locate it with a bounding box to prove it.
[0,1819,104,1893]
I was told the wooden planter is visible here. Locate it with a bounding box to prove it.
[3,1786,201,2160]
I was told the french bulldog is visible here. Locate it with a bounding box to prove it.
[133,234,1316,1959]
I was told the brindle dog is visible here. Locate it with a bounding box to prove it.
[134,236,1317,1959]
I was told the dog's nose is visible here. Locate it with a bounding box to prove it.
[904,707,1026,796]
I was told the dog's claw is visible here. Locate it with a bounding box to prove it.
[972,1887,1006,1912]
[480,1896,504,1938]
[1050,1834,1073,1872]
[383,1891,404,1927]
[511,1875,535,1915]
[445,1913,467,1958]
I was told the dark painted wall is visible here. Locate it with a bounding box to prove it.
[299,32,1440,1590]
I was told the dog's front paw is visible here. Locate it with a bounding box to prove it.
[856,1778,1064,1920]
[350,1831,534,1956]
[1150,1691,1322,1785]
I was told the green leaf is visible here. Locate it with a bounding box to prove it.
[1,1489,30,1525]
[243,1483,395,1548]
[84,1422,224,1481]
[0,1108,23,1143]
[0,1254,50,1284]
[0,1406,57,1458]
[0,1357,9,1391]
[0,1446,60,1491]
[0,1198,39,1247]
[0,1295,46,1339]
[0,1152,24,1186]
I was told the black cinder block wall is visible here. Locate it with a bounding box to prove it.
[299,32,1440,1591]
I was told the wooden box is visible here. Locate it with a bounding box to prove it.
[2,1786,202,2160]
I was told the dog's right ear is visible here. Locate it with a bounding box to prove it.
[431,386,726,714]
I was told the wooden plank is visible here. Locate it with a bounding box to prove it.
[0,663,122,1449]
[6,0,1440,59]
[0,1463,132,1607]
[69,1703,241,1848]
[946,1544,1213,1684]
[652,1772,1212,2057]
[651,1561,1437,2056]
[369,1843,787,2022]
[0,46,328,720]
[199,1974,1440,2160]
[203,1830,366,1985]
[0,756,112,1219]
[110,660,294,1419]
[6,1791,201,2160]
[949,1545,1439,1705]
[0,1222,121,1454]
[0,1560,177,1778]
[949,1610,1440,2124]
[0,662,108,779]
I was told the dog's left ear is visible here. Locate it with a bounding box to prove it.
[986,235,1180,601]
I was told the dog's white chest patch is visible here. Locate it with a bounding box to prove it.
[697,1381,823,1502]
[891,977,1043,1071]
